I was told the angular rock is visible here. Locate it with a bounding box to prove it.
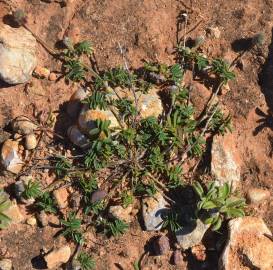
[12,116,37,135]
[142,192,169,231]
[67,125,90,149]
[53,187,69,209]
[109,205,133,223]
[220,217,273,270]
[44,245,71,269]
[0,259,12,270]
[3,201,24,224]
[33,66,50,79]
[211,133,241,188]
[0,24,37,84]
[24,133,37,150]
[0,139,24,174]
[176,219,209,250]
[66,88,88,118]
[154,235,170,255]
[246,188,270,204]
[207,26,221,38]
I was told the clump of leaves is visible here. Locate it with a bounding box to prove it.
[22,181,42,199]
[107,219,128,237]
[77,252,96,270]
[55,156,72,178]
[61,212,84,244]
[121,191,134,208]
[193,182,246,231]
[162,211,182,232]
[211,59,235,84]
[36,192,57,214]
[0,191,11,229]
[209,106,232,135]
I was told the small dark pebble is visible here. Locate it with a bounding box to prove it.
[154,235,170,255]
[90,189,107,203]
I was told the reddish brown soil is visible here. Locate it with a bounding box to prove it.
[0,0,273,270]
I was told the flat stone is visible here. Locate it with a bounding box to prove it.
[142,192,169,231]
[0,259,12,270]
[0,24,37,84]
[67,125,90,149]
[176,219,209,250]
[90,189,107,203]
[220,217,273,270]
[44,245,71,269]
[246,188,270,204]
[211,133,241,188]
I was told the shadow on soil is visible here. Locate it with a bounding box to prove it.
[257,27,273,134]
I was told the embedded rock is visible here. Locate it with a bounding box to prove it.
[24,133,37,150]
[154,235,170,255]
[90,189,107,203]
[0,259,12,270]
[0,24,37,84]
[211,133,241,188]
[3,201,24,224]
[66,88,88,118]
[44,245,71,269]
[220,217,273,270]
[176,219,209,250]
[142,192,169,231]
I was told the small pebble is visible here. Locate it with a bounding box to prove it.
[12,116,37,135]
[26,217,37,226]
[207,26,221,38]
[53,187,69,209]
[154,235,170,255]
[24,133,37,150]
[48,72,57,81]
[90,189,107,203]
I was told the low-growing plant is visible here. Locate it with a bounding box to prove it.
[36,192,57,214]
[162,211,182,232]
[107,219,129,237]
[193,182,246,231]
[0,191,11,229]
[77,252,96,270]
[22,181,42,199]
[61,212,84,245]
[55,156,72,178]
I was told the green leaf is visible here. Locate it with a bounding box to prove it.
[193,182,204,198]
[225,198,246,208]
[226,208,245,218]
[218,183,230,199]
[202,200,217,210]
[211,216,222,231]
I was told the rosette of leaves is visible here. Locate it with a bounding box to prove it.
[193,182,246,231]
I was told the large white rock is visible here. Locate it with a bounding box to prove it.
[0,24,37,84]
[219,217,273,270]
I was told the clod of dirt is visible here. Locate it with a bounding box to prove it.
[211,133,241,188]
[67,125,90,149]
[175,219,209,250]
[154,235,170,255]
[207,26,221,39]
[44,245,71,269]
[24,133,37,150]
[109,205,133,223]
[0,24,37,84]
[3,200,25,225]
[142,192,169,231]
[0,259,12,270]
[219,217,273,270]
[53,187,69,209]
[66,88,88,118]
[0,139,24,174]
[90,189,107,204]
[12,116,37,135]
[246,188,271,204]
